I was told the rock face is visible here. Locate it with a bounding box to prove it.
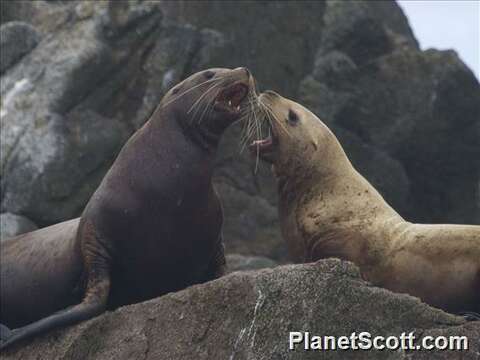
[0,1,228,226]
[0,22,41,74]
[297,0,480,224]
[0,212,37,240]
[300,47,480,223]
[1,0,479,258]
[2,259,478,360]
[225,254,279,273]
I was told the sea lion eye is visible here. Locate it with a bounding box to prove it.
[204,70,215,79]
[287,109,299,126]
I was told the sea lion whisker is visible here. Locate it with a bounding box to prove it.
[193,83,225,124]
[162,77,221,108]
[236,92,259,149]
[197,93,219,125]
[239,91,264,152]
[247,95,262,173]
[192,80,233,127]
[258,99,291,137]
[189,81,226,124]
[239,101,255,139]
[239,99,259,152]
[240,112,256,142]
[261,107,285,142]
[188,78,227,115]
[239,108,256,152]
[245,96,264,145]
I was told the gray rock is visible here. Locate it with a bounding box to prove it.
[1,109,127,225]
[0,0,76,33]
[319,0,417,66]
[129,23,229,130]
[0,22,41,74]
[216,181,286,261]
[2,259,478,359]
[162,0,327,98]
[300,46,480,224]
[296,0,479,224]
[0,1,231,225]
[0,212,37,240]
[226,254,279,273]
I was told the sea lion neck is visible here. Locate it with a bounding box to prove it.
[276,130,401,225]
[151,108,220,154]
[173,109,221,153]
[275,131,353,192]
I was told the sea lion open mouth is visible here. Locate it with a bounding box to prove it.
[215,82,249,114]
[248,120,277,161]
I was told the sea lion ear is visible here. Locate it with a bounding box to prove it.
[311,137,318,151]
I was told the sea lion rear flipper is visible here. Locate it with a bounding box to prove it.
[0,220,114,350]
[0,270,110,350]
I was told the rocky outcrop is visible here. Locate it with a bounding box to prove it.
[225,254,279,273]
[162,0,327,98]
[300,47,480,223]
[2,259,478,360]
[0,1,228,226]
[1,0,478,259]
[298,1,480,224]
[0,0,74,33]
[0,22,41,74]
[0,213,37,240]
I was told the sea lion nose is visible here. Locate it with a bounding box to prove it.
[264,90,279,97]
[235,67,250,76]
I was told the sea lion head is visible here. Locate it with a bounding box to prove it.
[249,90,341,177]
[161,67,256,148]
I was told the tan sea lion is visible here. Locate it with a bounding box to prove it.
[250,90,480,315]
[0,67,259,349]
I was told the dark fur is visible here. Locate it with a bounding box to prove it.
[0,67,253,349]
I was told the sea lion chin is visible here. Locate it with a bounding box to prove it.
[250,90,480,316]
[0,67,257,349]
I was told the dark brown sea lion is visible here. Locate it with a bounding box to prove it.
[0,67,257,349]
[250,90,480,315]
